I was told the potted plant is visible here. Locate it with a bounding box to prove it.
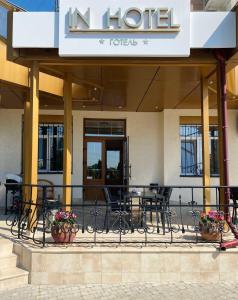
[51,210,78,243]
[197,210,225,241]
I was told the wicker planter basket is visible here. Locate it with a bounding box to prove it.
[200,231,221,241]
[199,223,221,241]
[51,223,78,243]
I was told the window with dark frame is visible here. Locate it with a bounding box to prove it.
[84,119,125,137]
[180,124,219,177]
[38,123,64,173]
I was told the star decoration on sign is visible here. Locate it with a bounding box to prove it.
[99,39,105,45]
[143,39,149,45]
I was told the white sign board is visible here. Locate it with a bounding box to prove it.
[59,0,190,57]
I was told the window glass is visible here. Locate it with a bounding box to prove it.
[106,150,121,180]
[181,141,197,176]
[87,142,102,180]
[180,124,219,176]
[38,123,64,172]
[85,119,125,137]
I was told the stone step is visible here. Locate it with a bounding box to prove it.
[0,267,28,289]
[0,254,17,269]
[0,239,13,257]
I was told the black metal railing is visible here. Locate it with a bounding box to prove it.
[4,184,238,247]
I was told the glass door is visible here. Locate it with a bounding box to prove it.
[123,137,130,186]
[83,119,127,201]
[83,140,105,201]
[105,140,124,197]
[86,142,103,181]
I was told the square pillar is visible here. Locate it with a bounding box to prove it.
[201,75,211,213]
[23,96,31,199]
[63,73,72,207]
[28,61,39,224]
[216,58,229,215]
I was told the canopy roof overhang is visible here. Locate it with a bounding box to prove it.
[2,41,238,111]
[1,0,238,111]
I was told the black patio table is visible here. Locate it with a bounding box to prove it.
[122,191,166,232]
[124,190,165,206]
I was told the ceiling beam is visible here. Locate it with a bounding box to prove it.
[136,67,160,112]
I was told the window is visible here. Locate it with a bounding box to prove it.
[86,142,102,179]
[84,119,125,137]
[38,123,64,173]
[180,124,219,176]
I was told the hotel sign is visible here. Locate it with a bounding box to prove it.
[68,8,180,32]
[59,0,190,57]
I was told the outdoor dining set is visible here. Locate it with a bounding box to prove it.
[103,185,173,234]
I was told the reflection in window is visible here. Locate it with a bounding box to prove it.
[85,119,125,137]
[38,124,64,172]
[180,124,219,176]
[106,150,121,180]
[87,142,102,179]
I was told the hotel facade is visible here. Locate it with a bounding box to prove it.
[0,0,237,204]
[1,0,238,285]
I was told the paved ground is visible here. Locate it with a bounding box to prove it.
[0,282,238,300]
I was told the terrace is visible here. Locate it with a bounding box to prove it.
[2,183,237,247]
[1,184,238,285]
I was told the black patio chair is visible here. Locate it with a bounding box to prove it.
[149,183,160,193]
[230,187,238,224]
[103,187,131,232]
[140,187,173,234]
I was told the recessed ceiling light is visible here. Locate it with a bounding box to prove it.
[209,80,214,85]
[93,87,97,91]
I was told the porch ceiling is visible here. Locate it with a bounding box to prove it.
[0,81,61,110]
[40,65,216,112]
[1,64,238,111]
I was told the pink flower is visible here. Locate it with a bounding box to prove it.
[72,213,77,219]
[208,210,217,219]
[53,210,77,223]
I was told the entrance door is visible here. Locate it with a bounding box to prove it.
[83,138,125,200]
[83,119,127,201]
[105,140,124,197]
[123,137,130,186]
[83,139,105,201]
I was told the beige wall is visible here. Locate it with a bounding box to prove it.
[163,109,219,204]
[0,108,238,206]
[14,243,238,285]
[164,109,218,186]
[0,109,163,206]
[0,110,22,205]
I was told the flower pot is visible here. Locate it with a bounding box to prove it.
[200,231,221,241]
[51,223,78,243]
[199,223,221,241]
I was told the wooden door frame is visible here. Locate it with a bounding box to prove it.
[83,118,127,136]
[83,136,127,185]
[83,118,127,186]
